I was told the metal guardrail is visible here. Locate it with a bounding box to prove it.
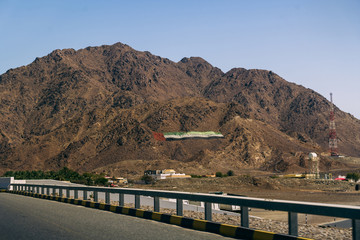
[10,183,360,240]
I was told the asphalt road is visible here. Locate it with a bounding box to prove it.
[0,193,234,240]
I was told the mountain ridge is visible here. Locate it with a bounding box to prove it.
[0,42,359,176]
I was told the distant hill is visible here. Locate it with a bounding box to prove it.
[0,42,359,176]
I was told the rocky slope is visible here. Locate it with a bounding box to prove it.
[0,42,359,176]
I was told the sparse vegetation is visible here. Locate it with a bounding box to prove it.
[190,174,203,178]
[227,170,234,176]
[346,172,360,182]
[215,172,223,177]
[215,171,236,178]
[2,167,108,186]
[141,174,155,184]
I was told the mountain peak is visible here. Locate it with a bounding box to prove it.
[0,42,359,176]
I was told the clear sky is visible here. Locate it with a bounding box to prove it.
[1,0,359,119]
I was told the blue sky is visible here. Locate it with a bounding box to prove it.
[1,0,359,119]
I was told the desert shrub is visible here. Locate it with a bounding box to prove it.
[227,170,234,176]
[215,172,223,177]
[191,175,202,178]
[141,175,155,184]
[346,173,360,182]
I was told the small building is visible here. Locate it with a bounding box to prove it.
[144,169,191,180]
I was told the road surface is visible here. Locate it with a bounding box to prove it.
[0,193,234,240]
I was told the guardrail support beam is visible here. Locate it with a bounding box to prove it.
[135,195,140,209]
[353,219,359,240]
[119,193,124,206]
[176,199,183,216]
[241,206,249,227]
[66,189,70,198]
[94,191,98,202]
[83,190,87,200]
[105,192,110,204]
[205,202,212,221]
[288,212,298,236]
[74,190,78,199]
[154,196,160,212]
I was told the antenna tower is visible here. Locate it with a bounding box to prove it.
[329,93,338,156]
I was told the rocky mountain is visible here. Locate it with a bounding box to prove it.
[0,42,359,176]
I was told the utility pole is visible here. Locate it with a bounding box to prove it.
[329,93,338,156]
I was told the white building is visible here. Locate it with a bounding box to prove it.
[144,169,191,180]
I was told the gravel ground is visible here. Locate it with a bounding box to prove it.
[117,203,352,240]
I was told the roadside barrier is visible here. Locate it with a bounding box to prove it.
[6,183,360,240]
[4,190,310,240]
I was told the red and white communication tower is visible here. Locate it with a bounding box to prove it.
[329,93,338,156]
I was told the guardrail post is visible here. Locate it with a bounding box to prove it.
[52,187,56,196]
[353,219,359,240]
[176,199,183,216]
[46,187,50,196]
[83,190,87,200]
[205,202,212,221]
[105,192,110,204]
[241,206,249,227]
[119,193,124,206]
[74,189,78,199]
[135,195,140,209]
[154,196,160,212]
[36,186,40,193]
[66,189,70,198]
[41,186,44,195]
[94,191,98,202]
[59,188,63,198]
[288,212,298,236]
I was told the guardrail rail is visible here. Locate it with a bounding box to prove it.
[9,183,360,240]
